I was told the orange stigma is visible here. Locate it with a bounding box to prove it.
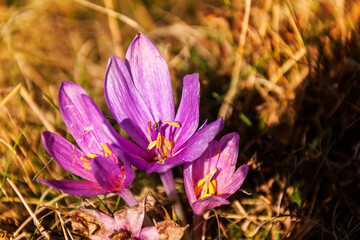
[193,168,218,200]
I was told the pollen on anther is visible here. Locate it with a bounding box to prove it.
[147,141,156,151]
[162,120,180,128]
[147,120,152,134]
[155,133,162,149]
[209,180,217,195]
[86,153,97,158]
[163,138,173,150]
[199,193,212,200]
[84,163,91,170]
[80,157,89,162]
[100,143,112,155]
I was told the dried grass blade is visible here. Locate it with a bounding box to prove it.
[1,128,25,198]
[13,193,68,238]
[218,0,251,120]
[55,203,69,240]
[103,0,124,57]
[270,47,306,84]
[19,86,56,133]
[7,178,51,240]
[0,83,22,109]
[74,0,143,31]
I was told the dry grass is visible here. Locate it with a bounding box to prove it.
[1,0,360,239]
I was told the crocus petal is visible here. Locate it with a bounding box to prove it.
[114,150,135,188]
[191,140,220,184]
[173,73,200,146]
[59,81,109,154]
[215,133,240,188]
[105,55,153,149]
[114,199,145,237]
[219,164,249,198]
[125,33,174,122]
[191,196,230,216]
[81,94,139,159]
[144,156,185,174]
[41,131,94,181]
[91,156,125,191]
[183,163,197,205]
[37,179,108,196]
[113,209,127,232]
[102,122,149,171]
[110,143,148,171]
[174,118,224,162]
[125,206,144,237]
[139,226,161,240]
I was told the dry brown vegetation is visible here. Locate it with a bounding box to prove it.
[1,0,360,239]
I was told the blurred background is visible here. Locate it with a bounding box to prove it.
[1,0,360,239]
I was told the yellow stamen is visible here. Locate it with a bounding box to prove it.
[209,180,217,195]
[147,120,152,134]
[162,146,168,158]
[86,153,97,158]
[156,133,162,149]
[100,143,113,155]
[211,179,217,192]
[147,141,156,151]
[84,163,91,170]
[80,157,89,162]
[194,169,218,200]
[198,193,212,200]
[194,179,206,196]
[196,178,206,187]
[162,121,180,127]
[163,138,173,150]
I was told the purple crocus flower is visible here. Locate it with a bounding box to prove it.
[183,132,249,220]
[71,196,161,240]
[38,81,139,206]
[104,33,223,226]
[104,33,224,174]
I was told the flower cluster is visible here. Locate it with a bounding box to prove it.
[38,33,249,239]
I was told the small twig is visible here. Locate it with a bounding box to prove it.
[66,227,76,240]
[202,211,210,240]
[32,158,54,181]
[211,209,221,240]
[238,0,252,51]
[270,48,306,84]
[248,214,293,237]
[55,203,69,240]
[7,178,51,240]
[74,0,143,31]
[13,232,29,240]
